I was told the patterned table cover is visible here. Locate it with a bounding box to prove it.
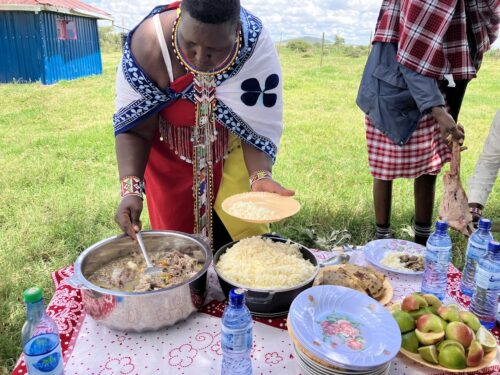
[12,250,500,375]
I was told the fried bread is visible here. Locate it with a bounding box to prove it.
[313,263,386,301]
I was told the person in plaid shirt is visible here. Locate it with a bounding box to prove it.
[356,0,499,245]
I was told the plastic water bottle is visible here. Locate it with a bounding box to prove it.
[421,220,452,301]
[22,287,63,375]
[460,218,493,296]
[470,241,500,329]
[221,288,253,375]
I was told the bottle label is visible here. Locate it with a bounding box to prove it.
[24,335,63,375]
[426,244,451,263]
[475,268,500,290]
[221,323,253,354]
[466,241,488,260]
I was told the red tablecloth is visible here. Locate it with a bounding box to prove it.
[12,250,500,375]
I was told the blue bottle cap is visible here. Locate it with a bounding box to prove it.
[478,218,492,230]
[435,220,449,232]
[228,288,246,307]
[488,240,500,253]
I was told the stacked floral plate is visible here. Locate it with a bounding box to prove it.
[288,285,401,375]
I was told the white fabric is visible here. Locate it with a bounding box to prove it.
[216,27,283,151]
[153,13,174,83]
[468,109,500,205]
[57,250,500,375]
[114,14,283,160]
[64,312,300,375]
[444,73,456,87]
[114,59,143,112]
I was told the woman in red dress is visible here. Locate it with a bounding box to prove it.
[113,0,294,250]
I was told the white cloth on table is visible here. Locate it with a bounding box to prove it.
[58,250,500,375]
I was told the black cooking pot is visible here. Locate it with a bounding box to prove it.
[213,236,319,317]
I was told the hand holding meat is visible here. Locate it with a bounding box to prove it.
[432,106,465,145]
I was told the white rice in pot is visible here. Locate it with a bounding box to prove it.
[216,236,316,289]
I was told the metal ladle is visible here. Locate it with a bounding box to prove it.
[136,232,162,276]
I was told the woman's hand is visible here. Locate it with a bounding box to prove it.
[251,178,295,196]
[115,195,143,240]
[431,106,465,145]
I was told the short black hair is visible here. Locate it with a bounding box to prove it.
[181,0,240,24]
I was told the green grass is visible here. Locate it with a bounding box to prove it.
[273,47,500,252]
[1,47,499,372]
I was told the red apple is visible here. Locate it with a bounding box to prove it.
[445,322,474,348]
[437,306,461,322]
[416,314,445,333]
[402,294,428,312]
[467,340,484,367]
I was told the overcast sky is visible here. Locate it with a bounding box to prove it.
[93,0,499,47]
[93,0,381,45]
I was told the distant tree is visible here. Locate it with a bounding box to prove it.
[334,35,345,46]
[344,45,369,58]
[98,26,123,53]
[345,48,361,58]
[286,39,312,53]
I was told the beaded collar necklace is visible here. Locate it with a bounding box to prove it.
[171,10,242,76]
[169,9,242,248]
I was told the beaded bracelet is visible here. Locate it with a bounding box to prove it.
[249,170,272,189]
[120,176,145,200]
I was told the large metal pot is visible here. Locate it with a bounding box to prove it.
[214,236,319,317]
[68,231,212,332]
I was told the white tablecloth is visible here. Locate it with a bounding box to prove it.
[13,250,500,375]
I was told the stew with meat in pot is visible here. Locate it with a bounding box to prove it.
[88,250,202,292]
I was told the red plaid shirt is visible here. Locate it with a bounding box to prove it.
[373,0,500,79]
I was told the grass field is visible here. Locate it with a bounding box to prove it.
[1,46,499,372]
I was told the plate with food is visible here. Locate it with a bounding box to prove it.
[313,264,393,305]
[221,192,300,223]
[392,293,498,372]
[364,239,425,275]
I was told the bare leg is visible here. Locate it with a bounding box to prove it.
[414,174,437,245]
[374,178,393,239]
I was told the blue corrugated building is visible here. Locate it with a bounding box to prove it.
[0,0,112,84]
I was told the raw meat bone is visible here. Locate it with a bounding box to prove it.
[438,141,474,236]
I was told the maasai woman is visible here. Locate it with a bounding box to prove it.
[113,0,294,251]
[357,0,499,244]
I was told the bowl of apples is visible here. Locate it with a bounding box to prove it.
[390,293,498,372]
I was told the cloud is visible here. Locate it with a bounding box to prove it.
[94,0,499,48]
[93,0,380,45]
